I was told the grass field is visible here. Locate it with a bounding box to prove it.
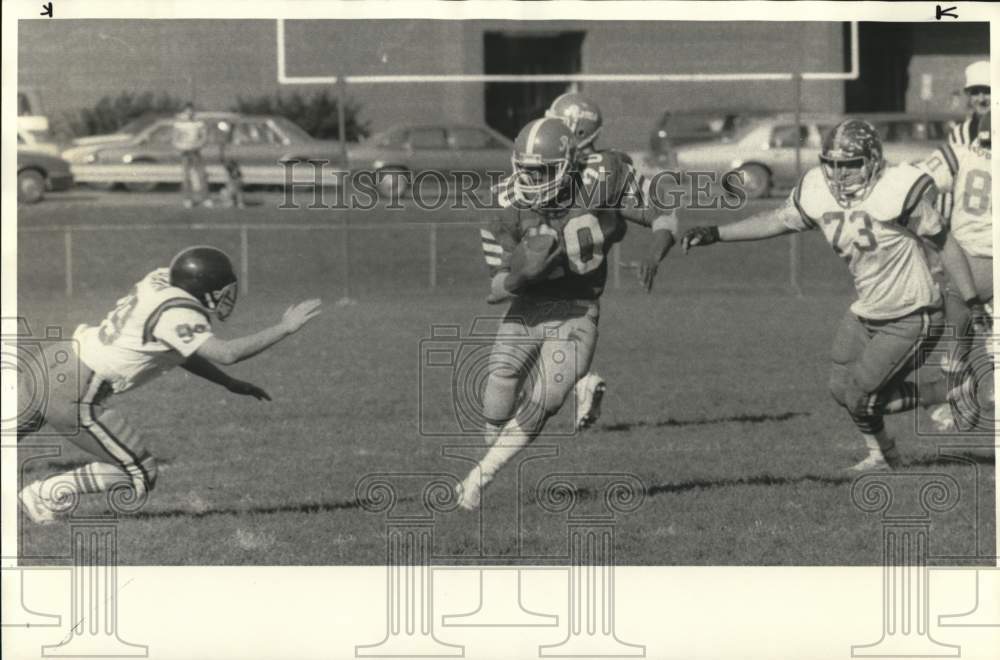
[14,196,996,565]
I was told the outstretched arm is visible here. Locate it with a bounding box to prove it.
[682,201,801,251]
[195,299,322,366]
[181,354,271,400]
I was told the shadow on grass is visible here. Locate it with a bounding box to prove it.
[600,411,810,432]
[131,494,401,520]
[906,451,995,468]
[110,451,992,522]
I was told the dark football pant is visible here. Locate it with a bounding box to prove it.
[828,307,946,435]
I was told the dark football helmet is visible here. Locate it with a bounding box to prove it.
[511,117,576,207]
[975,110,991,150]
[819,119,885,207]
[169,246,238,320]
[545,92,603,150]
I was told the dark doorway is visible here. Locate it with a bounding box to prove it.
[844,23,914,113]
[484,31,585,139]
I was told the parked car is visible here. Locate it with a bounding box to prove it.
[673,112,961,199]
[69,113,169,148]
[64,113,344,192]
[347,123,514,196]
[17,129,61,158]
[18,149,74,204]
[17,114,62,157]
[648,109,771,166]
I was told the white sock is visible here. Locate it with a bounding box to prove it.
[465,419,532,494]
[860,430,897,460]
[483,422,504,447]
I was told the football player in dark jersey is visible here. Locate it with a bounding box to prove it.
[463,117,677,510]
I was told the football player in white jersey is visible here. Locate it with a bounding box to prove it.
[17,246,321,523]
[682,120,980,471]
[920,111,993,430]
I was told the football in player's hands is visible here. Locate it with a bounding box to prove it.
[510,234,560,280]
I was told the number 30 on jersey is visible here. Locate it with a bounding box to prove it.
[533,214,606,274]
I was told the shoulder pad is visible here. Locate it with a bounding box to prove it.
[856,164,934,221]
[792,166,830,224]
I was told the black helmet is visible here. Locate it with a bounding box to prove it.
[820,119,885,207]
[169,246,238,320]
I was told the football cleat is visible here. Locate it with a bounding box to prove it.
[845,454,891,473]
[18,481,60,525]
[575,373,607,431]
[845,445,900,473]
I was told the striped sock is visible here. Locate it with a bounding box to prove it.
[850,413,884,435]
[878,383,921,414]
[40,462,132,501]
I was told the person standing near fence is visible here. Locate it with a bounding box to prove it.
[218,120,245,208]
[173,103,210,208]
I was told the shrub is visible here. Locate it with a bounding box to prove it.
[231,91,370,141]
[61,91,185,138]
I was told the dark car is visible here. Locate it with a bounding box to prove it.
[347,123,514,196]
[648,110,770,165]
[17,148,74,204]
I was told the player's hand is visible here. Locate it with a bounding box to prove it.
[281,299,322,333]
[638,258,659,293]
[681,226,721,253]
[227,379,272,401]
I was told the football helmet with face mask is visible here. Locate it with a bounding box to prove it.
[545,92,603,150]
[511,117,576,207]
[819,119,885,208]
[169,246,238,320]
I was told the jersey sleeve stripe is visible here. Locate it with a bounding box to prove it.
[484,256,502,267]
[949,121,968,146]
[142,298,210,345]
[940,142,960,177]
[902,173,934,218]
[482,243,503,255]
[939,191,954,224]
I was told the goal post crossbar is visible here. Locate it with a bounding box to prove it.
[276,20,859,85]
